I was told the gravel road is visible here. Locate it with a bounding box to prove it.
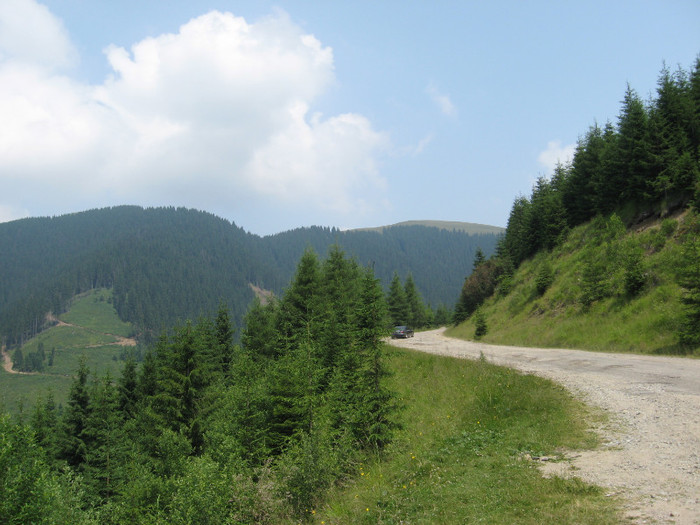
[387,328,700,524]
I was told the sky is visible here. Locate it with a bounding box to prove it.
[0,1,698,235]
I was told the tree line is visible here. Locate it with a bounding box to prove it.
[454,57,700,346]
[1,246,399,523]
[502,58,699,269]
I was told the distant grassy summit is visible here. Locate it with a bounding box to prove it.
[352,220,505,235]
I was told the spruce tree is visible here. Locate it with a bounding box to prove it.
[386,272,409,326]
[356,267,397,450]
[85,374,126,502]
[58,359,92,468]
[117,358,139,419]
[617,85,652,201]
[276,248,321,352]
[214,303,235,375]
[319,245,361,374]
[241,298,278,360]
[404,273,427,328]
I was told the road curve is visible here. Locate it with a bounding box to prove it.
[387,328,700,525]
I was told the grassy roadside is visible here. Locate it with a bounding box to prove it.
[313,346,620,524]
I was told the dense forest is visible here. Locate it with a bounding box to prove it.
[1,248,399,523]
[0,207,500,348]
[456,57,700,346]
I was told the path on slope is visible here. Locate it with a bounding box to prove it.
[387,328,700,525]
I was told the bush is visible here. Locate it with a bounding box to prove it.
[474,309,488,339]
[535,262,554,296]
[623,241,646,296]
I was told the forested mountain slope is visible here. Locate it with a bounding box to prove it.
[453,57,700,354]
[0,206,501,346]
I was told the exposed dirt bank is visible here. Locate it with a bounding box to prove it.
[387,328,700,524]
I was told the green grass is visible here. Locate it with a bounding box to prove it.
[449,212,698,355]
[60,288,134,337]
[314,347,620,524]
[1,289,135,414]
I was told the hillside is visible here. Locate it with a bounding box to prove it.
[0,206,502,346]
[448,210,699,355]
[0,289,137,413]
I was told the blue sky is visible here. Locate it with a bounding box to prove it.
[1,1,698,235]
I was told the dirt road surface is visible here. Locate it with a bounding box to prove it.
[387,328,700,524]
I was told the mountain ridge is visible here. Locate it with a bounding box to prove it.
[0,206,503,346]
[350,220,504,235]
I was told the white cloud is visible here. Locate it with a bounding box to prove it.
[0,0,77,70]
[426,83,456,117]
[0,6,388,230]
[537,140,575,174]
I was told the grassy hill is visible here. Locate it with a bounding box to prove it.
[351,219,505,235]
[0,289,138,413]
[448,210,699,356]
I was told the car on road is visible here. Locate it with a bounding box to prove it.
[391,325,414,338]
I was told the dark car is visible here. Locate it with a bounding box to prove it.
[391,325,414,339]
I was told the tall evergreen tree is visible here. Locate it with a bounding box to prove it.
[502,196,533,265]
[617,85,653,202]
[58,359,92,468]
[241,298,278,360]
[84,374,127,502]
[386,272,409,326]
[275,248,321,352]
[214,303,235,375]
[563,124,604,226]
[319,245,361,374]
[355,267,397,450]
[404,273,427,328]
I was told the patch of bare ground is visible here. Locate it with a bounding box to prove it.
[249,283,275,305]
[388,328,700,525]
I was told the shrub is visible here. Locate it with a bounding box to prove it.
[535,262,554,296]
[474,309,488,339]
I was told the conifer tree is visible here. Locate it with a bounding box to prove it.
[319,245,361,374]
[85,374,126,502]
[355,267,397,450]
[617,85,652,201]
[241,298,278,360]
[58,359,92,468]
[117,358,139,419]
[30,391,59,462]
[386,272,409,326]
[214,303,235,375]
[404,273,427,328]
[276,248,321,352]
[473,248,486,270]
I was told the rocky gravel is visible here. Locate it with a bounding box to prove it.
[387,328,700,524]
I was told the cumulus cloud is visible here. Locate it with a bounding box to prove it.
[0,0,77,70]
[537,140,575,174]
[0,3,388,230]
[426,82,456,117]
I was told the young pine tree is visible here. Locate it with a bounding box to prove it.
[386,272,409,327]
[58,359,92,468]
